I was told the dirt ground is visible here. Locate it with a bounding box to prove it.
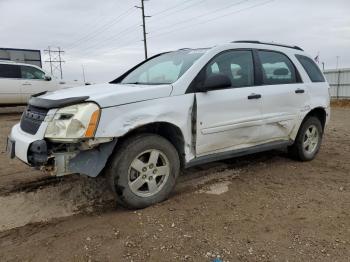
[0,106,349,262]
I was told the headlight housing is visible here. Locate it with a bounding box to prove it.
[45,103,100,141]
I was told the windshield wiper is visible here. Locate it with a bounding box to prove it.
[123,82,143,85]
[122,82,170,85]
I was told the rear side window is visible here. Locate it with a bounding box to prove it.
[0,64,21,79]
[295,55,325,82]
[258,51,297,85]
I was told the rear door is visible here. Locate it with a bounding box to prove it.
[0,64,22,105]
[19,65,57,103]
[256,50,309,142]
[195,50,264,156]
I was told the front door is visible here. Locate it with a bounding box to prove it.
[195,50,264,156]
[19,65,56,103]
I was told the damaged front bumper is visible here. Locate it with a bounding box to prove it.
[9,124,116,177]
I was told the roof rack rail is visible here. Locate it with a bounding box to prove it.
[232,40,304,51]
[0,59,16,63]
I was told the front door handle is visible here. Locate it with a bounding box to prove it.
[248,93,262,100]
[295,89,305,94]
[22,82,32,86]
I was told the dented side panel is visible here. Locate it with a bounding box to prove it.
[95,94,196,162]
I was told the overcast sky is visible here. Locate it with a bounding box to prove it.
[0,0,349,82]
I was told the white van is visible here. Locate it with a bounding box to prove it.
[0,60,78,105]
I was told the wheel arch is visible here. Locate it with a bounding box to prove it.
[303,107,327,131]
[116,121,186,168]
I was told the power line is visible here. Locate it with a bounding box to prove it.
[150,0,200,17]
[77,22,141,52]
[151,0,249,33]
[149,0,274,40]
[82,1,265,58]
[64,1,126,40]
[74,29,142,57]
[75,35,143,58]
[66,7,136,50]
[149,0,207,22]
[135,0,151,59]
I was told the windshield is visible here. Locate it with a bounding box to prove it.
[120,49,207,85]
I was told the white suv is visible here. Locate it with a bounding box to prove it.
[7,41,330,209]
[0,61,81,106]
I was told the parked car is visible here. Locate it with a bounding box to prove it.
[0,60,81,106]
[7,41,330,209]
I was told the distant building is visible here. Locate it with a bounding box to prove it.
[0,48,42,68]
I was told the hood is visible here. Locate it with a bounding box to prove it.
[39,83,173,108]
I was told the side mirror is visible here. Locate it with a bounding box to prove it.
[200,73,232,92]
[44,75,52,81]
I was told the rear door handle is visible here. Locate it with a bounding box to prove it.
[295,89,305,94]
[22,82,32,86]
[248,93,261,100]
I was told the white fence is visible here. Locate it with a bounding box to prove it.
[324,68,350,99]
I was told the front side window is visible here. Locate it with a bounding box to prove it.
[120,49,207,85]
[0,64,21,78]
[295,55,325,82]
[205,50,254,88]
[20,66,45,80]
[258,51,297,85]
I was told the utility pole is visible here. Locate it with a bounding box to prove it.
[44,47,65,79]
[58,47,63,79]
[46,46,53,75]
[82,64,86,83]
[135,0,151,59]
[336,56,340,70]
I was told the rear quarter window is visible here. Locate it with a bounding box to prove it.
[295,55,325,82]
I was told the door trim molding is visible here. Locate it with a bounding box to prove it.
[186,140,293,168]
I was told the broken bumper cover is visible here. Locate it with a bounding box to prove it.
[9,124,117,177]
[9,123,44,163]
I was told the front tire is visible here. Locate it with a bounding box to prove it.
[106,134,180,209]
[288,116,323,161]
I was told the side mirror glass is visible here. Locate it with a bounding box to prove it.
[44,75,52,81]
[200,73,232,92]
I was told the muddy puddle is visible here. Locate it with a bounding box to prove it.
[0,176,114,232]
[0,163,241,232]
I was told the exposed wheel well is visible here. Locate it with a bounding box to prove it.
[118,122,186,168]
[304,107,327,130]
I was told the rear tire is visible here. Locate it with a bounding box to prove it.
[106,134,180,209]
[288,116,323,161]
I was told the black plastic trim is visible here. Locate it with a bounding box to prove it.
[27,140,48,166]
[185,140,293,168]
[28,96,90,109]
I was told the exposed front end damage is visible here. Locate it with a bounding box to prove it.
[28,138,117,177]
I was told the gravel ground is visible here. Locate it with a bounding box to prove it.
[0,106,349,262]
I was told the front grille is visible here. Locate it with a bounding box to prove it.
[20,105,49,135]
